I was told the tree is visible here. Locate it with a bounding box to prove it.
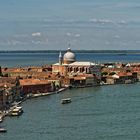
[101,72,108,76]
[109,72,116,75]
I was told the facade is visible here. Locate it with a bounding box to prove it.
[0,77,21,110]
[106,72,138,85]
[52,48,101,80]
[52,48,101,87]
[19,79,52,95]
[0,85,16,111]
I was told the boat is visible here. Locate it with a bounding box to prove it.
[0,128,7,133]
[0,115,3,123]
[61,98,71,104]
[0,117,3,123]
[10,106,23,116]
[56,88,67,94]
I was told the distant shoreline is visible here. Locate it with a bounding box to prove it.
[0,50,140,54]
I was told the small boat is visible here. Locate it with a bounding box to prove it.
[0,118,3,123]
[10,106,23,116]
[61,98,71,104]
[0,128,7,133]
[56,88,66,94]
[0,115,4,123]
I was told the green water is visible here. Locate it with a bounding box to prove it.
[1,83,140,140]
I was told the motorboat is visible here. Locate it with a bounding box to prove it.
[0,118,3,123]
[0,128,7,133]
[0,115,4,123]
[10,106,23,116]
[61,98,71,104]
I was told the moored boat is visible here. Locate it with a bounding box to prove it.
[0,118,3,123]
[10,106,23,116]
[0,115,4,123]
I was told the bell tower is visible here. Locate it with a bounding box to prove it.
[59,51,62,65]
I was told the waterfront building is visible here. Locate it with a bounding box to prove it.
[0,85,13,111]
[19,79,52,95]
[62,74,100,87]
[52,48,101,86]
[101,63,139,84]
[105,72,138,85]
[0,77,21,111]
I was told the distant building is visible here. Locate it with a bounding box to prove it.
[0,77,21,110]
[106,72,138,85]
[52,48,101,86]
[52,48,101,78]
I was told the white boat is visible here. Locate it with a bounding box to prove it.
[0,118,3,123]
[11,106,23,116]
[56,88,67,94]
[61,98,71,104]
[0,128,7,133]
[0,115,4,123]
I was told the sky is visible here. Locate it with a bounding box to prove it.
[0,0,140,50]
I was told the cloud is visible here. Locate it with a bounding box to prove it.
[66,32,72,36]
[114,35,120,39]
[0,39,29,46]
[105,41,110,45]
[89,18,113,24]
[13,34,28,38]
[89,18,127,25]
[135,41,140,44]
[10,40,29,45]
[32,32,41,37]
[75,34,80,37]
[32,38,49,45]
[115,2,140,9]
[66,32,81,38]
[118,20,126,24]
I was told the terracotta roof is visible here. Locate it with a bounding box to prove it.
[19,79,51,86]
[74,77,86,80]
[0,77,17,84]
[117,72,132,77]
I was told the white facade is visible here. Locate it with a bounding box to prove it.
[52,48,101,78]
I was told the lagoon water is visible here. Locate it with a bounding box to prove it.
[1,52,140,140]
[1,51,140,67]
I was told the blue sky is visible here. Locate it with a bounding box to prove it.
[0,0,140,50]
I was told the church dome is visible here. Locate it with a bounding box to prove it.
[63,48,76,63]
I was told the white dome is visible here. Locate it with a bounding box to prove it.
[63,48,76,61]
